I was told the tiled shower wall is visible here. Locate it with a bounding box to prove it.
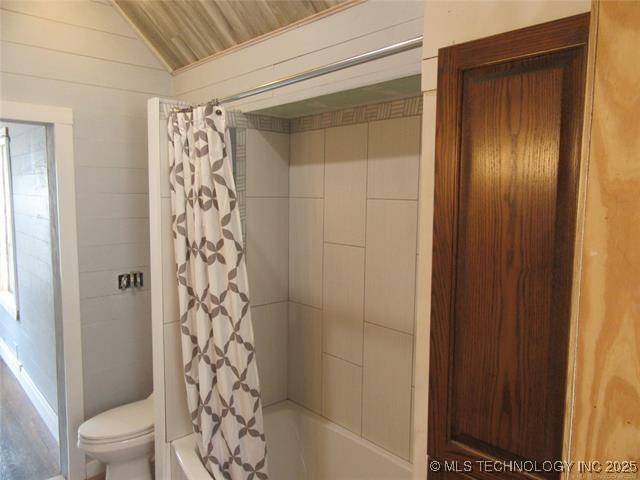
[240,114,290,408]
[287,97,422,461]
[161,99,421,464]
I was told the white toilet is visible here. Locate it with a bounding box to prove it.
[78,394,155,480]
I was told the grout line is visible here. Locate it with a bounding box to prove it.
[364,320,414,337]
[323,351,362,369]
[324,240,364,249]
[288,194,324,199]
[360,121,369,434]
[366,196,419,202]
[319,130,327,416]
[251,300,288,309]
[245,195,290,199]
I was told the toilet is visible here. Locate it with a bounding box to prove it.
[78,394,154,480]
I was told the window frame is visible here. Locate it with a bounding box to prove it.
[0,126,19,320]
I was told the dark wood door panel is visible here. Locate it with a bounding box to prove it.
[428,14,589,480]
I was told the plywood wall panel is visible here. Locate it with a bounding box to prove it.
[570,0,640,470]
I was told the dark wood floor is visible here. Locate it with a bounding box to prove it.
[0,358,60,480]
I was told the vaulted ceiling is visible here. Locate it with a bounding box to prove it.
[114,0,353,72]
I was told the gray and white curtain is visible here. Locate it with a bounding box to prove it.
[168,104,268,480]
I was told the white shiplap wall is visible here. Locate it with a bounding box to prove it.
[172,1,424,112]
[0,0,172,418]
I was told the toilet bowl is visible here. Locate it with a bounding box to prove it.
[78,394,154,480]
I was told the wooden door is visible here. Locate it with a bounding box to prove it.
[428,14,589,479]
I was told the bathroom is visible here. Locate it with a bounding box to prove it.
[151,84,423,480]
[0,1,638,480]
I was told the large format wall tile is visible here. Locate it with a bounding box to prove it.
[362,322,413,460]
[365,199,418,334]
[246,129,289,197]
[289,198,323,308]
[288,302,322,413]
[367,117,421,200]
[322,353,362,434]
[247,197,289,306]
[324,124,367,246]
[290,130,325,198]
[251,302,288,407]
[323,243,365,365]
[164,321,192,442]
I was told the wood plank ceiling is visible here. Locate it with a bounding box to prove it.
[114,0,351,72]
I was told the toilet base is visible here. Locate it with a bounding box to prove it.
[106,456,153,480]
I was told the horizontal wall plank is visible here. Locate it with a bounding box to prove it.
[0,73,152,117]
[175,65,275,105]
[79,265,151,297]
[422,0,589,58]
[0,42,171,95]
[173,0,423,95]
[78,243,149,274]
[273,17,423,78]
[73,138,148,169]
[75,193,149,220]
[75,166,149,195]
[80,290,151,326]
[202,51,420,112]
[0,1,137,38]
[77,217,150,247]
[0,9,164,69]
[82,358,152,418]
[72,112,148,141]
[81,317,152,373]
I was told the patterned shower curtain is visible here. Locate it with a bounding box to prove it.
[168,104,268,480]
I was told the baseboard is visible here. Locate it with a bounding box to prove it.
[86,459,105,478]
[0,337,59,443]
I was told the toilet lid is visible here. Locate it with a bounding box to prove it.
[79,395,154,443]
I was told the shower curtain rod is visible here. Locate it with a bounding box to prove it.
[216,35,423,105]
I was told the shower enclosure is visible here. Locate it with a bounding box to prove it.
[148,80,422,479]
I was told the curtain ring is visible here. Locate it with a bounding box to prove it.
[213,98,222,116]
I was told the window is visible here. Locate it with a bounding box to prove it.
[0,127,19,319]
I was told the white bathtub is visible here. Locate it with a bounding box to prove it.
[172,400,413,480]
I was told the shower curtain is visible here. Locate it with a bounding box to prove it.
[168,104,268,480]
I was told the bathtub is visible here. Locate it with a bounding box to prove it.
[172,400,413,480]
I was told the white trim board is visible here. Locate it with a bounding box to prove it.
[0,337,59,442]
[1,100,84,480]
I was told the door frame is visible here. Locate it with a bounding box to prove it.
[0,100,85,480]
